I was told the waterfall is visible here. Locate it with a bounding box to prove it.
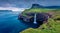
[33,14,37,24]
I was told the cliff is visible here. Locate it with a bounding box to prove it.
[19,4,60,33]
[18,4,54,28]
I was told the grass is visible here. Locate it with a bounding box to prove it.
[20,18,60,33]
[23,8,52,13]
[22,8,60,17]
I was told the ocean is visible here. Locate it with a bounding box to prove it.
[0,11,40,33]
[0,11,29,33]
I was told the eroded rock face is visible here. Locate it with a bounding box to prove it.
[18,13,34,22]
[18,13,52,23]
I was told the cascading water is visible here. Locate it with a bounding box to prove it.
[33,14,37,24]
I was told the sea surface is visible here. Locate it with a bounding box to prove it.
[0,11,40,33]
[0,11,29,33]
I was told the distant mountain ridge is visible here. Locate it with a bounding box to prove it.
[31,4,60,9]
[45,6,60,9]
[0,10,12,12]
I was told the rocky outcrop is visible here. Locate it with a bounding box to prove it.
[31,4,43,8]
[18,13,34,22]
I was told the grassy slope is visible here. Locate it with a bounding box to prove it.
[20,8,60,33]
[22,8,54,17]
[20,18,60,33]
[22,8,52,14]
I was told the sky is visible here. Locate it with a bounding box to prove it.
[0,0,60,11]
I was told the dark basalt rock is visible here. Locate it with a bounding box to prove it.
[18,13,34,22]
[36,13,52,22]
[54,18,60,21]
[18,13,52,23]
[26,12,35,16]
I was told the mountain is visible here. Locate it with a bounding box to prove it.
[31,4,60,9]
[45,6,60,9]
[0,10,12,12]
[31,4,43,8]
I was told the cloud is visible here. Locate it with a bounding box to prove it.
[0,7,25,11]
[0,0,60,9]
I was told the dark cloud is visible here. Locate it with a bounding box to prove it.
[0,0,60,8]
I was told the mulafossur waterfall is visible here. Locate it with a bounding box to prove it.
[33,14,37,24]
